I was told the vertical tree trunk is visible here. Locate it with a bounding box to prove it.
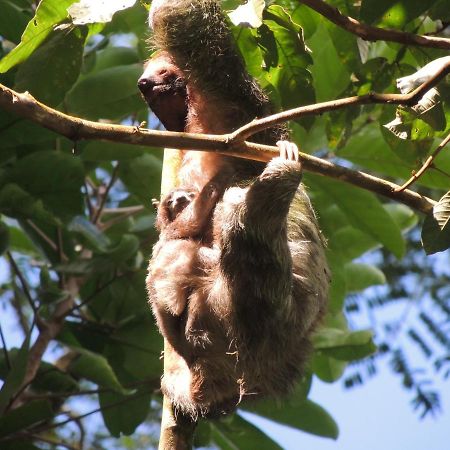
[158,149,197,450]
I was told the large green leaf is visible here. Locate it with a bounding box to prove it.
[307,22,350,102]
[68,349,128,394]
[3,150,84,220]
[312,352,347,382]
[0,0,76,73]
[0,399,54,438]
[344,263,386,292]
[242,379,338,439]
[31,361,79,394]
[0,119,57,150]
[211,414,283,450]
[99,388,151,437]
[0,0,32,43]
[311,175,405,258]
[104,318,163,381]
[66,63,145,120]
[14,27,86,106]
[261,5,315,113]
[313,328,377,361]
[119,153,163,205]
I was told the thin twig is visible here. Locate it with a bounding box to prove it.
[6,251,38,315]
[93,164,119,224]
[68,272,123,314]
[26,219,68,261]
[101,207,146,231]
[25,434,79,450]
[84,181,94,221]
[0,322,11,370]
[395,133,450,192]
[102,206,145,214]
[299,0,450,50]
[29,387,156,435]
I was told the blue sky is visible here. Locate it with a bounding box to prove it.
[245,365,449,450]
[246,364,450,450]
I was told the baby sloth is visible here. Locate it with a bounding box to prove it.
[147,142,330,418]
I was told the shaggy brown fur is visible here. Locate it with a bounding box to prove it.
[141,0,330,418]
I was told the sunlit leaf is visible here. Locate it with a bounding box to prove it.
[68,0,137,25]
[0,0,76,73]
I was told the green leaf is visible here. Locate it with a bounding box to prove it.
[83,271,148,324]
[308,23,350,102]
[31,361,79,394]
[0,183,54,222]
[244,396,339,439]
[262,5,315,113]
[119,153,162,205]
[68,0,137,25]
[311,175,405,258]
[312,352,347,382]
[107,234,139,263]
[360,0,398,24]
[68,349,127,394]
[211,414,283,450]
[384,203,418,232]
[313,328,377,361]
[99,388,151,437]
[0,119,57,150]
[68,216,111,252]
[0,336,30,414]
[421,191,450,254]
[104,317,163,381]
[0,221,9,255]
[331,226,378,262]
[81,141,156,161]
[344,263,386,292]
[0,399,54,438]
[326,252,347,313]
[291,4,319,39]
[66,63,145,120]
[0,0,76,73]
[376,1,441,27]
[14,27,86,106]
[4,150,84,220]
[241,375,336,438]
[92,46,140,73]
[0,0,32,43]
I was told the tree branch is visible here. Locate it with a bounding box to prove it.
[228,59,450,141]
[299,0,450,50]
[0,81,442,214]
[19,277,78,395]
[6,251,38,315]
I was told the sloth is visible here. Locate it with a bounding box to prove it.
[146,142,330,417]
[140,0,330,418]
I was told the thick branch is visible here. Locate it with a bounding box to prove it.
[0,82,437,214]
[300,0,450,50]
